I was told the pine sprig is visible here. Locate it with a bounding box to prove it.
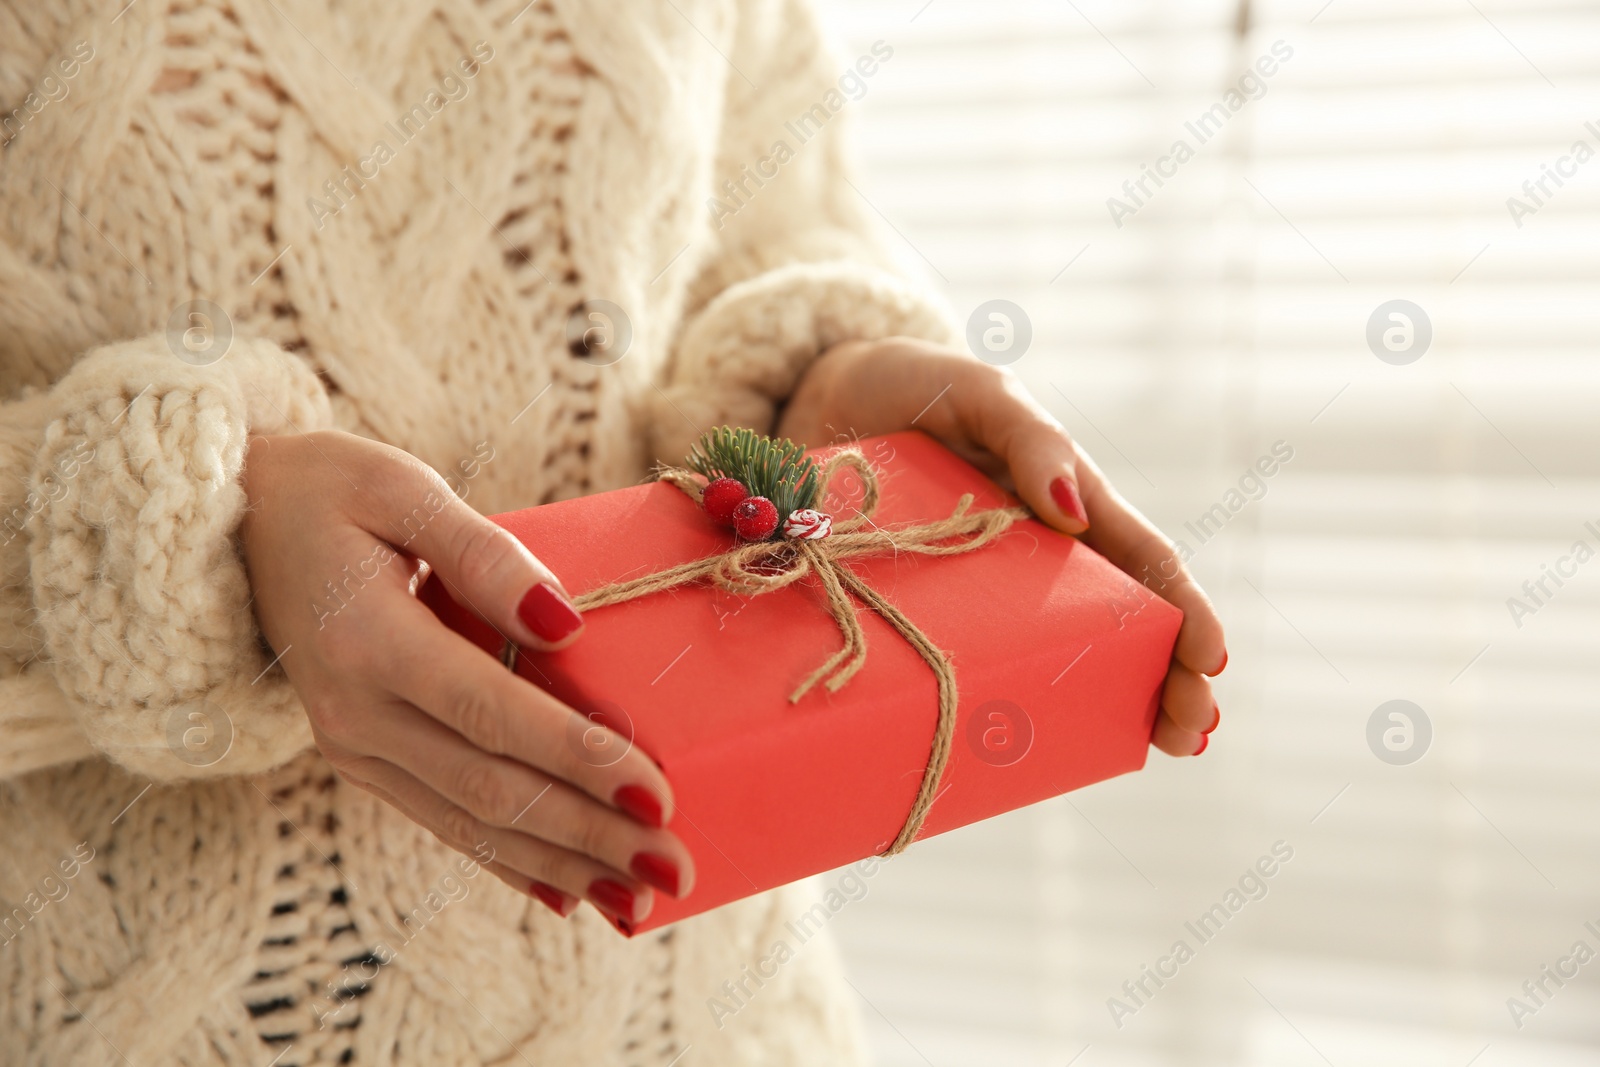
[685,426,821,520]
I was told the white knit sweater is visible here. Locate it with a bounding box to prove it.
[0,0,956,1062]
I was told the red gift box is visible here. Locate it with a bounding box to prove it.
[424,430,1181,933]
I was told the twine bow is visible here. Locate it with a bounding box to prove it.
[521,450,1028,857]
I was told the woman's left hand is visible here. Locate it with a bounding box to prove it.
[778,336,1226,757]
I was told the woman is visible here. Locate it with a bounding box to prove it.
[0,0,1224,1062]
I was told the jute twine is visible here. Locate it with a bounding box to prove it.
[518,450,1028,857]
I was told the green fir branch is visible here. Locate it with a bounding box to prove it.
[685,426,821,520]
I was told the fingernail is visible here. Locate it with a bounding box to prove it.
[615,784,665,828]
[1212,650,1228,676]
[528,880,574,917]
[517,582,583,644]
[588,878,637,922]
[1192,733,1209,756]
[630,852,681,897]
[1049,476,1088,527]
[1204,706,1220,735]
[612,916,635,937]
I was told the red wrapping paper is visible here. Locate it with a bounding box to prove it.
[424,431,1181,932]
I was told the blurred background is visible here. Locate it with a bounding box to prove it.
[805,0,1600,1063]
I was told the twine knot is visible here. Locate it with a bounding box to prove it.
[551,449,1028,856]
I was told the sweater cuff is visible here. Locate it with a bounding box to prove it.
[0,668,97,779]
[28,335,332,780]
[649,261,956,463]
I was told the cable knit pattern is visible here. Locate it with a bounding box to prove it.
[0,0,952,1061]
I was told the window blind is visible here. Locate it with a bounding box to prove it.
[811,1,1600,1063]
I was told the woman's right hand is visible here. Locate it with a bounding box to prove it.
[239,430,692,931]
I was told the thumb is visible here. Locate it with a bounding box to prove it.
[360,472,584,651]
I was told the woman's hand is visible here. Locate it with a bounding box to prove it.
[240,430,693,930]
[779,337,1226,757]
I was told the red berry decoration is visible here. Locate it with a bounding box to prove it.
[732,496,780,541]
[701,477,749,526]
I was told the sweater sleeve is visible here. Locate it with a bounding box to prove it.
[648,0,958,463]
[0,334,333,782]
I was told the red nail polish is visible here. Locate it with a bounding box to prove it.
[1204,706,1220,735]
[518,582,583,644]
[588,878,636,921]
[528,880,573,916]
[1193,733,1209,756]
[1213,651,1228,676]
[614,784,665,828]
[1049,476,1088,526]
[630,852,681,897]
[612,916,635,937]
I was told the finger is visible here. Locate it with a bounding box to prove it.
[965,373,1089,534]
[1152,709,1208,758]
[343,765,581,917]
[1161,665,1218,735]
[363,696,695,898]
[481,859,581,918]
[348,450,584,652]
[1072,454,1227,675]
[348,755,656,926]
[378,596,679,830]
